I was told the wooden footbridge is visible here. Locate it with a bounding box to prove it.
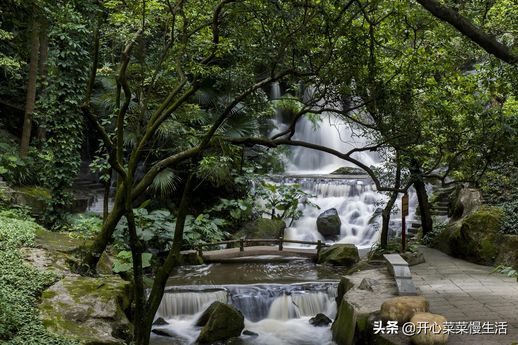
[191,238,328,262]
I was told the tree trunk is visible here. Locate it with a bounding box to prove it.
[134,174,195,345]
[103,169,112,223]
[380,155,401,249]
[20,17,40,158]
[127,208,146,345]
[410,160,433,237]
[80,186,125,272]
[381,191,398,249]
[36,20,48,142]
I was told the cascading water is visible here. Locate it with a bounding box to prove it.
[151,283,337,345]
[270,82,417,249]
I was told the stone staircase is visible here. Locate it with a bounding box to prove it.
[407,186,454,238]
[70,161,108,213]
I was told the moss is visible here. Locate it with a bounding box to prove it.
[15,186,52,200]
[318,244,360,266]
[437,206,503,264]
[42,290,58,299]
[35,228,91,254]
[331,167,365,175]
[331,299,357,345]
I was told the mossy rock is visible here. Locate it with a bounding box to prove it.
[317,208,341,238]
[234,218,286,240]
[35,228,92,254]
[13,186,51,216]
[331,167,366,175]
[196,301,244,344]
[39,275,132,345]
[332,299,357,345]
[436,206,503,265]
[318,244,359,266]
[179,251,204,265]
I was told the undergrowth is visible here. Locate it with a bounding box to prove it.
[0,213,79,345]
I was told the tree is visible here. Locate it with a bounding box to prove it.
[415,0,518,64]
[20,15,40,157]
[79,1,366,343]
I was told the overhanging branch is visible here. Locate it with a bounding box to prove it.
[415,0,518,64]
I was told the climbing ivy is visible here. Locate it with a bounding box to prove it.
[37,4,90,228]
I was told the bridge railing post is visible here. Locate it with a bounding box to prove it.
[316,240,322,256]
[239,238,244,252]
[278,236,283,251]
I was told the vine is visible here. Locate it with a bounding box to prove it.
[37,4,90,228]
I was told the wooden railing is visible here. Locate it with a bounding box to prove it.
[194,237,329,257]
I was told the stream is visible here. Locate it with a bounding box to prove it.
[150,83,419,344]
[150,258,341,345]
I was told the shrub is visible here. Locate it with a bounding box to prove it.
[500,200,518,235]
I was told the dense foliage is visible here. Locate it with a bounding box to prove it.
[0,212,79,345]
[1,0,517,343]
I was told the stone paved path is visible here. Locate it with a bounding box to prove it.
[412,246,518,345]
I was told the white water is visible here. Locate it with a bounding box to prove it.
[270,82,418,249]
[151,284,337,345]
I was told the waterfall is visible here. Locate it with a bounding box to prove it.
[156,290,228,318]
[267,294,301,320]
[268,84,419,249]
[287,114,378,174]
[152,283,338,344]
[156,283,337,321]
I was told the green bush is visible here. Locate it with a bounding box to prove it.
[65,213,103,239]
[0,214,79,344]
[500,200,518,235]
[421,221,448,246]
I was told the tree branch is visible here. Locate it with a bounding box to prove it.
[415,0,518,64]
[227,136,407,192]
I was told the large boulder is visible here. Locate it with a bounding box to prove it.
[196,302,244,344]
[409,312,448,345]
[331,268,398,345]
[449,187,482,220]
[436,206,503,264]
[12,186,51,217]
[39,275,132,345]
[316,208,342,238]
[234,218,286,239]
[380,296,429,324]
[318,244,359,266]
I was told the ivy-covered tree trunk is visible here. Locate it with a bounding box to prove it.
[20,16,40,158]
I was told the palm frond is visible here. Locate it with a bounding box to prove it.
[149,168,181,198]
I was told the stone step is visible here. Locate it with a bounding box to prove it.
[431,210,448,214]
